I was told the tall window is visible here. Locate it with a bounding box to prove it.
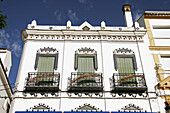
[113,48,137,86]
[74,47,98,71]
[74,47,98,86]
[34,47,58,71]
[34,47,58,86]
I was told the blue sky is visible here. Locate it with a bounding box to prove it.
[0,0,170,89]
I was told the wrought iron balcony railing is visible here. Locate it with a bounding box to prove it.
[110,73,147,93]
[25,72,60,92]
[67,72,103,93]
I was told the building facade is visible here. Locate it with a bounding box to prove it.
[0,48,13,113]
[11,5,161,113]
[138,11,170,113]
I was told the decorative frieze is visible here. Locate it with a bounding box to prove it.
[75,47,97,54]
[27,34,143,42]
[71,103,102,112]
[113,48,135,54]
[26,103,56,111]
[119,103,147,112]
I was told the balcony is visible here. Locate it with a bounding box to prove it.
[110,73,147,93]
[24,72,60,92]
[67,72,103,93]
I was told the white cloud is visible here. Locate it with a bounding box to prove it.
[78,0,87,4]
[68,10,79,23]
[0,30,22,58]
[43,0,47,3]
[54,10,63,21]
[133,9,143,22]
[163,0,168,4]
[42,0,48,8]
[77,0,93,8]
[11,42,22,57]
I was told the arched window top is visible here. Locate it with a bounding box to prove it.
[75,47,97,54]
[37,47,58,54]
[113,48,135,54]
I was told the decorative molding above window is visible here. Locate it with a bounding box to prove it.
[71,103,102,112]
[37,47,58,54]
[75,47,97,54]
[113,48,135,54]
[118,103,146,112]
[74,47,98,70]
[26,103,56,112]
[34,47,58,70]
[113,48,137,71]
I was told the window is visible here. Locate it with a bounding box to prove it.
[78,56,95,73]
[74,47,98,71]
[117,57,135,74]
[113,48,137,86]
[34,47,58,86]
[116,57,136,86]
[74,47,98,86]
[34,47,58,71]
[37,56,55,73]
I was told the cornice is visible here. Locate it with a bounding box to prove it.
[22,29,146,42]
[144,11,170,19]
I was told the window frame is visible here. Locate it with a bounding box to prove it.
[74,54,98,71]
[113,54,137,71]
[34,52,58,70]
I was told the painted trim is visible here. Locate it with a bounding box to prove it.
[152,54,160,65]
[144,15,170,19]
[144,19,155,46]
[149,46,170,51]
[159,76,170,90]
[152,54,165,81]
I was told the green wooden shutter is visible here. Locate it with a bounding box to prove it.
[117,57,136,86]
[78,56,94,73]
[77,56,96,86]
[37,56,55,73]
[37,56,55,86]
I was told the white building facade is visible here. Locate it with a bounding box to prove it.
[11,5,161,113]
[138,11,170,113]
[0,48,13,113]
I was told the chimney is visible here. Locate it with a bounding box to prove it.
[122,5,133,27]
